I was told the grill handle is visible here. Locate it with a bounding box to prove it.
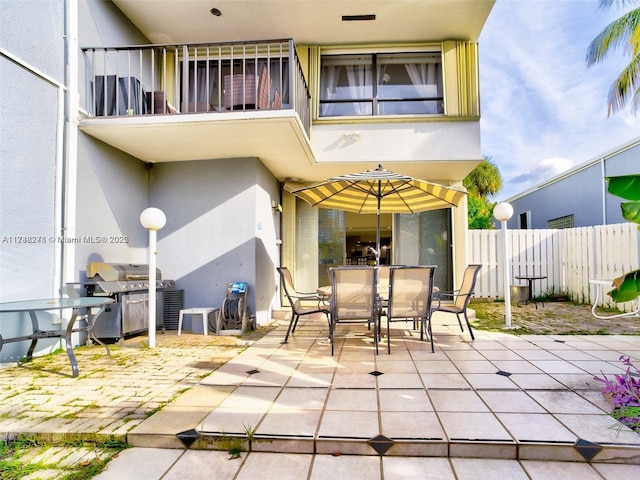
[125,298,146,305]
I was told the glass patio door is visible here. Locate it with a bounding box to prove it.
[293,201,452,291]
[395,209,453,291]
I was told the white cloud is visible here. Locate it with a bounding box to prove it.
[479,0,640,201]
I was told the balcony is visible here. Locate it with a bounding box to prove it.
[79,39,314,178]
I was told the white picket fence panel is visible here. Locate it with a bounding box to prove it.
[468,223,639,309]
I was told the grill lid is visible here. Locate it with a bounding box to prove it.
[87,262,161,281]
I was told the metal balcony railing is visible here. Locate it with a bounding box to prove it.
[81,39,310,136]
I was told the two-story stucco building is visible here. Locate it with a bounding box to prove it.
[0,0,495,361]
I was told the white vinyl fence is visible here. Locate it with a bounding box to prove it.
[468,223,639,310]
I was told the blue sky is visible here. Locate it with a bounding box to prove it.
[479,0,640,201]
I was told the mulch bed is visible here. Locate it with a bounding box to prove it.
[470,299,640,335]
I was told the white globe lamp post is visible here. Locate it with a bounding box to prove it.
[140,207,166,348]
[494,202,514,328]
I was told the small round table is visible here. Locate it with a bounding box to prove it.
[515,276,547,309]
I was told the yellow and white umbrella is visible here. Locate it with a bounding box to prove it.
[292,164,466,261]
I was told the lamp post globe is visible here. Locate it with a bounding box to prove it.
[494,202,514,222]
[140,207,166,231]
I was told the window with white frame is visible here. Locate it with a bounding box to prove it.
[319,51,443,117]
[518,211,531,229]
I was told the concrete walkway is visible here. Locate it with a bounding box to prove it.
[1,312,639,478]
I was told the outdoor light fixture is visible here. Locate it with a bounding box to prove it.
[210,7,222,16]
[271,200,282,214]
[140,207,166,348]
[494,202,514,328]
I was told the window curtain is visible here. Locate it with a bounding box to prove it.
[346,64,371,115]
[404,63,440,98]
[187,63,218,110]
[264,60,289,106]
[196,64,216,103]
[320,66,340,116]
[295,199,320,291]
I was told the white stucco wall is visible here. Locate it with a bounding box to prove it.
[0,0,67,361]
[148,158,280,326]
[311,121,481,167]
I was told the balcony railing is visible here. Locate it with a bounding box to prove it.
[81,39,310,135]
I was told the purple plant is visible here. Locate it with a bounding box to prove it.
[594,355,640,432]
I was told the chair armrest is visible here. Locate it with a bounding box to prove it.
[289,293,328,309]
[290,293,324,301]
[434,291,455,300]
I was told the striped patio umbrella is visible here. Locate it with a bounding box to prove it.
[292,164,466,262]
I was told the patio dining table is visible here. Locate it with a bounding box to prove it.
[0,297,114,377]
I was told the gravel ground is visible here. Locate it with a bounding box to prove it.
[470,299,640,335]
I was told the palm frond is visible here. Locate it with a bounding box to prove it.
[632,85,640,114]
[586,9,640,66]
[607,53,640,115]
[599,0,640,11]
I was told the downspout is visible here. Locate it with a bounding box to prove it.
[600,156,606,225]
[62,0,79,291]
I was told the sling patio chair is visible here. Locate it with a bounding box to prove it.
[277,267,330,343]
[432,264,482,341]
[382,265,437,354]
[329,266,379,355]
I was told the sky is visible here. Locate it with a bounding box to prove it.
[478,0,640,201]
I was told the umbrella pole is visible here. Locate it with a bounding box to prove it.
[376,185,381,267]
[376,212,381,267]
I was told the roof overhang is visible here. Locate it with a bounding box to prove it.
[112,0,495,45]
[79,112,479,184]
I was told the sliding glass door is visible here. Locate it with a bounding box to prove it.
[293,200,453,291]
[395,209,453,291]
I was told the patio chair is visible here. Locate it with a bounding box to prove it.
[432,264,482,340]
[277,267,330,343]
[383,265,437,354]
[329,266,379,355]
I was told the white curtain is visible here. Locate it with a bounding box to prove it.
[189,63,218,108]
[295,200,319,291]
[346,65,371,115]
[320,66,340,116]
[404,63,440,98]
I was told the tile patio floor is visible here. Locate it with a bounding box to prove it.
[118,312,640,478]
[2,311,640,478]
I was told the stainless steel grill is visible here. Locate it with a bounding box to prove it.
[85,262,176,341]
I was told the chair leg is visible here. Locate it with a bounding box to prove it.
[291,314,300,335]
[419,316,434,352]
[464,311,475,340]
[374,317,379,355]
[283,313,298,343]
[330,320,335,356]
[387,320,391,354]
[456,313,464,332]
[427,316,434,352]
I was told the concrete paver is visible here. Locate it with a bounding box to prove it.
[1,315,640,478]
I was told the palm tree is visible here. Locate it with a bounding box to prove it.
[463,156,502,229]
[586,0,640,116]
[463,156,502,199]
